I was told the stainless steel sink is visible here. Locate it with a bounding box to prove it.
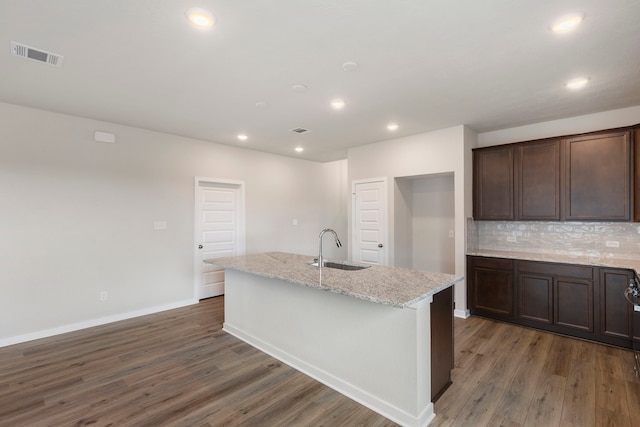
[307,260,370,271]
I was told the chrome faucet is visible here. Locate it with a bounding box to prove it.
[318,228,342,270]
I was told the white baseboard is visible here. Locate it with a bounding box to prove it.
[223,321,434,427]
[454,308,471,319]
[0,298,198,348]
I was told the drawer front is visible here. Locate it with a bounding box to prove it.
[517,260,592,280]
[470,256,513,271]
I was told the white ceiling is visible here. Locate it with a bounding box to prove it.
[1,0,639,162]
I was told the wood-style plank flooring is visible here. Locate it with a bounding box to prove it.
[0,297,395,426]
[432,315,640,427]
[1,296,638,426]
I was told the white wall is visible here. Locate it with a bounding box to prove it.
[393,174,455,274]
[478,105,640,147]
[411,174,455,274]
[348,125,476,317]
[0,102,347,345]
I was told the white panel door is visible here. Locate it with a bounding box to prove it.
[195,179,245,299]
[352,179,387,265]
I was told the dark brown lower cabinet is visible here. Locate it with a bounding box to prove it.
[431,286,453,402]
[468,255,635,349]
[467,256,514,320]
[555,277,593,332]
[518,272,553,324]
[599,268,635,347]
[516,260,594,338]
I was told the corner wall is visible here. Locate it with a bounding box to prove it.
[348,125,476,317]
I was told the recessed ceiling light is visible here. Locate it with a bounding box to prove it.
[566,77,589,90]
[330,99,346,110]
[551,14,583,33]
[342,61,359,72]
[237,134,248,141]
[295,147,304,153]
[387,123,399,131]
[185,8,215,29]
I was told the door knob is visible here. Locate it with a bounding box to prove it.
[198,244,203,249]
[378,243,384,248]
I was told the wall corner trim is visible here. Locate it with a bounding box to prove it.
[454,309,471,319]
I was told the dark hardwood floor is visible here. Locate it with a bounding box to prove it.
[1,296,638,426]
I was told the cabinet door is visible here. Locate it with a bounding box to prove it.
[564,131,631,220]
[517,139,561,220]
[599,268,634,340]
[555,278,593,332]
[468,257,514,318]
[473,146,514,220]
[518,273,553,324]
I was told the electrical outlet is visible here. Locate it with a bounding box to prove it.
[605,240,619,248]
[100,291,108,301]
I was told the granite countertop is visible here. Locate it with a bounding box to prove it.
[205,251,462,308]
[467,249,640,274]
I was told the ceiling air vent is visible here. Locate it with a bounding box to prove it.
[290,128,310,134]
[10,41,64,67]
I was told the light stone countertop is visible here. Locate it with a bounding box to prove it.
[467,249,640,277]
[205,251,462,308]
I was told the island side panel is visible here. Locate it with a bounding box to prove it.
[430,286,454,401]
[222,269,434,427]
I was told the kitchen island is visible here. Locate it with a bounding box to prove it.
[205,252,462,427]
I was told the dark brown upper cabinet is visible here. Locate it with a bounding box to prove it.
[473,126,635,221]
[517,139,561,220]
[473,139,561,220]
[563,130,631,221]
[473,145,514,220]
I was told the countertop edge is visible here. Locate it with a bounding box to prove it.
[467,249,640,275]
[207,253,462,308]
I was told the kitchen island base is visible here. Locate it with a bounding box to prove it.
[223,268,449,427]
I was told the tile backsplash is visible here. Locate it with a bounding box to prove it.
[467,218,640,260]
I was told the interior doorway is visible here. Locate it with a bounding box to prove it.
[394,173,455,274]
[194,178,245,299]
[351,178,388,265]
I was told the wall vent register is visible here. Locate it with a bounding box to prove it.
[290,128,310,134]
[10,41,64,67]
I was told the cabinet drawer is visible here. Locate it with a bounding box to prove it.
[471,256,513,270]
[517,260,592,280]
